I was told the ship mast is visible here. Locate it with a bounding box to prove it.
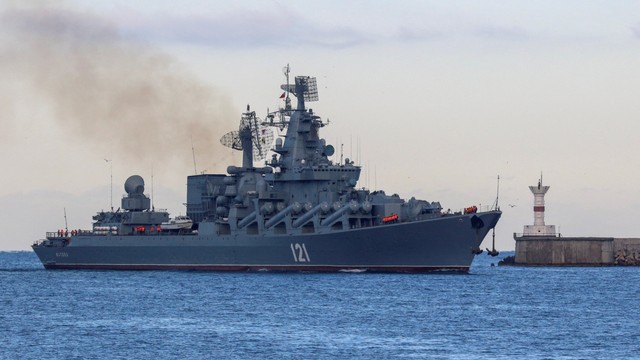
[283,64,292,111]
[63,207,68,233]
[487,175,500,257]
[492,175,500,211]
[105,158,113,211]
[191,136,198,174]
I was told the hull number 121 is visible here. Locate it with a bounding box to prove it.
[290,243,311,262]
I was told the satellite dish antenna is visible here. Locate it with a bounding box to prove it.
[220,105,274,168]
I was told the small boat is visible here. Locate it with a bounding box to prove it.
[161,216,193,231]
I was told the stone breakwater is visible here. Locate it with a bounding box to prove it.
[505,236,640,266]
[615,248,640,266]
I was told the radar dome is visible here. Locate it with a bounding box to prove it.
[323,145,335,157]
[124,175,145,195]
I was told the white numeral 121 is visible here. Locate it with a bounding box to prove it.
[290,243,310,262]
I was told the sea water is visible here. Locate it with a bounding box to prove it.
[1,251,638,359]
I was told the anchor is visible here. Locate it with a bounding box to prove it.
[486,175,500,257]
[486,228,499,257]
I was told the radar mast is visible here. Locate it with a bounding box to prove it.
[220,106,274,169]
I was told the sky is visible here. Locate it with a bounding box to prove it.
[1,0,639,251]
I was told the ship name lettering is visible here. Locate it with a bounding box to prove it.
[290,243,310,262]
[55,252,69,258]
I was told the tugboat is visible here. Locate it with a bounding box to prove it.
[32,66,501,273]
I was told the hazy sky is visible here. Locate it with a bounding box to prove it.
[2,0,639,251]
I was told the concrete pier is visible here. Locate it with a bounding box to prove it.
[505,176,640,266]
[513,235,640,266]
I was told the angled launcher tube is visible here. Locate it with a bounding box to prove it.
[292,203,326,228]
[264,204,296,229]
[320,205,351,227]
[237,211,258,228]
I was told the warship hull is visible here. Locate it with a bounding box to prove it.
[32,69,503,273]
[32,211,500,273]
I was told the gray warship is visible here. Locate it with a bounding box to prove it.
[32,67,501,273]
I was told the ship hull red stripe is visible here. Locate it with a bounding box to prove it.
[43,263,470,273]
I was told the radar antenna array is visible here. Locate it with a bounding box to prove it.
[298,76,318,102]
[220,108,274,161]
[220,131,242,151]
[280,76,319,102]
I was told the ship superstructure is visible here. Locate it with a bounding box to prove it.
[32,67,501,273]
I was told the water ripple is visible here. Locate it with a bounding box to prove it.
[1,251,639,359]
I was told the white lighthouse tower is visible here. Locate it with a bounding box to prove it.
[523,176,556,236]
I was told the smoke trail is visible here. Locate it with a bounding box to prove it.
[0,4,238,178]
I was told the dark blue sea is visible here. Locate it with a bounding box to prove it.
[1,251,638,359]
